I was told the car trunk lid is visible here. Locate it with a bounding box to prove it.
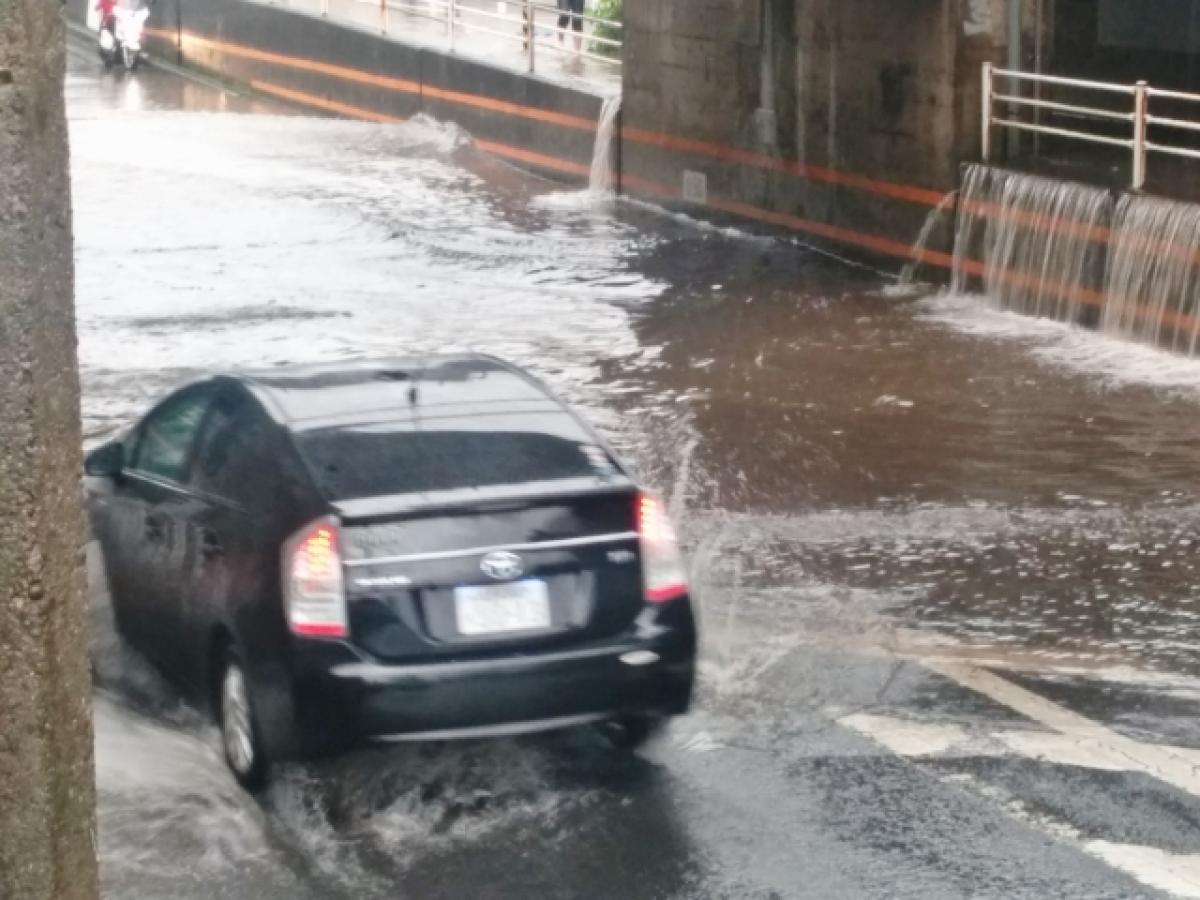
[338,483,642,662]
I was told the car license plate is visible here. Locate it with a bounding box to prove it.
[454,580,552,636]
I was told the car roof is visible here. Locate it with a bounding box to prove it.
[231,354,567,430]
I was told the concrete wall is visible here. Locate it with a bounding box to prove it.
[0,0,97,897]
[793,0,962,235]
[620,0,1019,271]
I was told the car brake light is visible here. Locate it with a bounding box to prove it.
[282,517,348,638]
[637,494,688,603]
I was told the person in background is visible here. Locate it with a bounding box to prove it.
[557,0,585,52]
[95,0,117,33]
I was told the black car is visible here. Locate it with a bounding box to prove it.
[85,355,697,787]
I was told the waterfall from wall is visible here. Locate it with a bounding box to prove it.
[1102,194,1200,355]
[951,165,1113,327]
[901,191,957,285]
[589,95,621,197]
[948,164,1200,356]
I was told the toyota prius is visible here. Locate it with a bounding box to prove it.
[85,355,697,788]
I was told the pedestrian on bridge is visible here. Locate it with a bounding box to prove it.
[557,0,585,52]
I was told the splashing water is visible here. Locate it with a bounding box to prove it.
[589,95,621,197]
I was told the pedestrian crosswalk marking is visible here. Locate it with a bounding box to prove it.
[841,659,1200,898]
[925,658,1200,799]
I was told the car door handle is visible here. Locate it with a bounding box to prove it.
[200,529,224,561]
[144,513,166,542]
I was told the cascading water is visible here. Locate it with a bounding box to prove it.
[951,164,1113,326]
[588,94,621,197]
[1102,194,1200,355]
[900,190,957,285]
[948,163,1200,356]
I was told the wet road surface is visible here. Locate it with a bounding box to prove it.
[70,41,1200,899]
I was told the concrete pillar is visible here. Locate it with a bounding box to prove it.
[1007,0,1022,70]
[794,0,966,194]
[0,0,99,897]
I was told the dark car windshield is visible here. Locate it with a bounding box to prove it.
[295,415,619,500]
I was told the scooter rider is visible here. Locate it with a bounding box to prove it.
[95,0,118,35]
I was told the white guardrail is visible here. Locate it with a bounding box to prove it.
[310,0,622,73]
[982,63,1200,190]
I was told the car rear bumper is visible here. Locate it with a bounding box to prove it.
[288,620,695,750]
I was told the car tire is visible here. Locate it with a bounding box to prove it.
[218,649,270,790]
[600,715,664,751]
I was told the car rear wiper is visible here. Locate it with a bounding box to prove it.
[372,368,420,406]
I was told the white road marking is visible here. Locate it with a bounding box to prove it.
[838,712,1148,773]
[997,730,1146,773]
[840,657,1200,897]
[1085,843,1200,899]
[961,771,1200,900]
[842,658,1200,898]
[838,713,973,758]
[925,658,1200,799]
[888,627,1200,694]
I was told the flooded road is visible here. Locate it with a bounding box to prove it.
[70,41,1200,899]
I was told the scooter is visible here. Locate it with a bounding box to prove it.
[98,6,149,71]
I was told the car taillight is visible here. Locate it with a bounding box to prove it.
[638,494,688,603]
[282,517,348,638]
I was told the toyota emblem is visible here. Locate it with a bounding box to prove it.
[480,550,524,581]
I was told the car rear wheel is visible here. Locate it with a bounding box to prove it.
[219,651,269,790]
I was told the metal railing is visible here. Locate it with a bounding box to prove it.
[295,0,622,76]
[982,63,1200,190]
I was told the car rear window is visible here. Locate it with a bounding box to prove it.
[295,416,619,500]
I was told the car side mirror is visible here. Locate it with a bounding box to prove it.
[84,441,125,478]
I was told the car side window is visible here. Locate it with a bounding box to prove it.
[130,389,213,484]
[191,390,285,509]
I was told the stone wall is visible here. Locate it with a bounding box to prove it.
[0,0,97,897]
